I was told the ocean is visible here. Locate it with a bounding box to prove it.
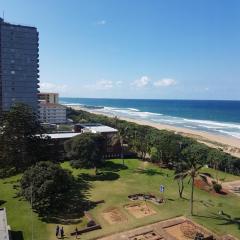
[61,98,240,140]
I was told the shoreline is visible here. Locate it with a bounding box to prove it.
[68,105,240,158]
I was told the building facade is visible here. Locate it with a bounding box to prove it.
[38,92,59,104]
[39,101,66,124]
[0,18,39,115]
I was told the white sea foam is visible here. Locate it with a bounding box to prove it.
[62,103,83,106]
[183,125,198,129]
[183,119,240,130]
[218,130,240,139]
[127,108,140,112]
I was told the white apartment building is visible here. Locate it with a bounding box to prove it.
[39,101,66,124]
[38,92,59,104]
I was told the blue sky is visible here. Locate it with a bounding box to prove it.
[1,0,240,100]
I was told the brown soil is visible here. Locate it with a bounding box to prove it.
[125,202,156,219]
[164,221,214,240]
[194,179,209,191]
[194,179,228,196]
[165,224,191,240]
[129,230,163,240]
[102,208,127,225]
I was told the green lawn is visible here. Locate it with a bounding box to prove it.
[0,159,240,240]
[200,166,240,182]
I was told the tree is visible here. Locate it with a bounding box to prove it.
[174,161,201,215]
[20,161,74,215]
[176,144,209,215]
[133,126,151,160]
[174,161,188,199]
[64,132,105,173]
[150,147,159,163]
[0,103,47,171]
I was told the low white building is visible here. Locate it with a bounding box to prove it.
[39,101,67,124]
[82,125,118,137]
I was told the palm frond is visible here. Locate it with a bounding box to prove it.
[174,172,188,180]
[199,174,208,184]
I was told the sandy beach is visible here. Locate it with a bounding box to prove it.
[68,105,240,158]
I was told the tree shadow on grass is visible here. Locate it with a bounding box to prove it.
[0,200,6,206]
[10,231,24,240]
[79,171,119,181]
[41,175,96,224]
[196,212,240,230]
[134,168,166,176]
[100,161,128,172]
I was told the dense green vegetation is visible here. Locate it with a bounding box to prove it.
[0,103,59,175]
[20,161,75,216]
[64,132,105,172]
[1,159,239,240]
[68,108,240,175]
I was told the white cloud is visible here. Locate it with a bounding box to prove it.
[96,20,106,25]
[85,80,114,90]
[39,82,68,93]
[204,87,209,91]
[116,81,123,86]
[153,78,177,87]
[132,76,151,88]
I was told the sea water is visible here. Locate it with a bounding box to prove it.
[61,98,240,140]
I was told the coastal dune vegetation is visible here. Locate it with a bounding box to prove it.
[68,108,240,176]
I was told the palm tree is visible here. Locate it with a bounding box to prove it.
[174,159,206,215]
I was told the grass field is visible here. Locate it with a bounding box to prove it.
[0,159,240,240]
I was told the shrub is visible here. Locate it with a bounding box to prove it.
[213,183,222,193]
[0,167,17,178]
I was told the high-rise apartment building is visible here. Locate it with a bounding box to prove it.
[0,18,39,115]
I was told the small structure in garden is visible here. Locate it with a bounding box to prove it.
[98,216,234,240]
[164,220,216,240]
[124,202,156,219]
[129,230,163,240]
[128,193,165,205]
[102,208,127,225]
[70,211,101,236]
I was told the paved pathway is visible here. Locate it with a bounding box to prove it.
[222,180,240,197]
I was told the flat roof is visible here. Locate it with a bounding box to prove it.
[43,132,81,139]
[85,125,118,133]
[0,208,9,240]
[38,92,59,95]
[75,123,102,127]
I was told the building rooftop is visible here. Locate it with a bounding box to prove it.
[75,123,118,133]
[85,125,118,133]
[75,123,103,127]
[38,92,59,95]
[43,132,81,139]
[0,208,10,240]
[0,18,36,29]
